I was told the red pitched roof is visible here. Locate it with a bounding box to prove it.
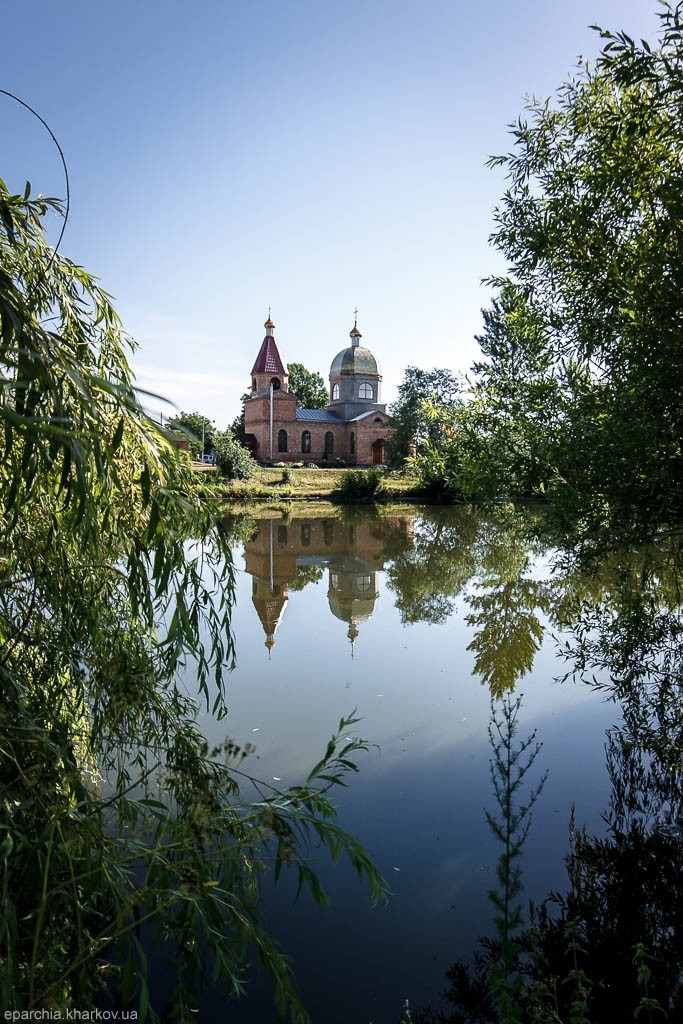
[251,335,286,375]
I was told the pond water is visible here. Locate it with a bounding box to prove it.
[184,506,682,1022]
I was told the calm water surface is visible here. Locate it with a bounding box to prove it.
[189,507,632,1022]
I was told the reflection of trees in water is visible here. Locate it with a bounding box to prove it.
[549,548,683,1014]
[289,563,325,591]
[465,580,545,699]
[384,508,480,625]
[534,741,683,1018]
[415,532,683,1022]
[385,507,549,697]
[464,522,549,699]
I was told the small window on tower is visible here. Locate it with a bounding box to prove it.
[270,377,281,390]
[359,382,373,400]
[332,383,340,400]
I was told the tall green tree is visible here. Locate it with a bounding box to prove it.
[479,1,683,528]
[418,286,570,503]
[287,362,329,409]
[387,366,462,466]
[0,176,384,1020]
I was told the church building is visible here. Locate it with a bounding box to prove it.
[243,316,391,465]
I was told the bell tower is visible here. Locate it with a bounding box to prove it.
[250,316,289,395]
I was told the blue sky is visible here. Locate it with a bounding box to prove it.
[2,1,663,428]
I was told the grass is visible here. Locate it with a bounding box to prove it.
[213,465,423,513]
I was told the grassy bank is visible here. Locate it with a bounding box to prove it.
[209,465,423,514]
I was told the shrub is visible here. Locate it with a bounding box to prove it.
[332,468,387,504]
[212,430,255,480]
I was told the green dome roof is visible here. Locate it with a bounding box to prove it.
[328,592,376,625]
[330,345,381,377]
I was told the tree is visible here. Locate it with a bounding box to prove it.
[287,362,328,409]
[229,391,250,442]
[0,175,384,1019]
[480,1,683,529]
[442,285,569,502]
[386,366,462,466]
[167,409,215,457]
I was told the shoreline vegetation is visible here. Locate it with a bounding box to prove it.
[197,464,552,520]
[198,464,429,512]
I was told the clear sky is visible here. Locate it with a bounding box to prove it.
[2,1,663,428]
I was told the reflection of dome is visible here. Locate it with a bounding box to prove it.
[328,591,377,625]
[328,568,379,654]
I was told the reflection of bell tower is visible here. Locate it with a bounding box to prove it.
[251,578,288,656]
[327,565,379,655]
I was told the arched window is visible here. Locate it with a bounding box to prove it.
[359,382,373,400]
[252,377,257,391]
[301,430,311,454]
[301,524,311,547]
[277,429,288,453]
[332,383,340,400]
[349,431,355,456]
[324,431,334,456]
[323,521,334,545]
[277,526,288,547]
[270,377,281,390]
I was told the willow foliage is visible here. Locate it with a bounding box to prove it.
[0,179,384,1020]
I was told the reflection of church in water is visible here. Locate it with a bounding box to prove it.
[244,516,413,655]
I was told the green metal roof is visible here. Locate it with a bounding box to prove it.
[329,345,381,377]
